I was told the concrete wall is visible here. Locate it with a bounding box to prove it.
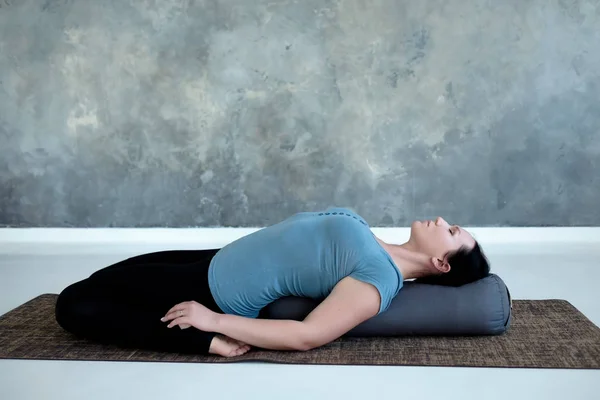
[1,0,599,227]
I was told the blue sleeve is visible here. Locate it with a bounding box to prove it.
[349,257,402,314]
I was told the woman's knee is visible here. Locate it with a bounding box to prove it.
[55,281,93,331]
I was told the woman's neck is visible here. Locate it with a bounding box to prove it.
[374,237,433,280]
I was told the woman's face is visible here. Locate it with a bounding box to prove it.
[409,217,476,260]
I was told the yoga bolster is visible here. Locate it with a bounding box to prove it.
[260,273,512,336]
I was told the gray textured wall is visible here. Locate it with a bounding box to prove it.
[1,0,599,228]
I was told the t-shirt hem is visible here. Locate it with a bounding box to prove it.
[208,257,234,315]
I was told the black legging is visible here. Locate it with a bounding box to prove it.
[55,249,223,355]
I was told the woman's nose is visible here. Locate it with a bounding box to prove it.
[435,217,447,226]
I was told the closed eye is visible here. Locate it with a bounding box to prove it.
[450,226,462,236]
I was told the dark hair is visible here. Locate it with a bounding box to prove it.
[415,242,490,287]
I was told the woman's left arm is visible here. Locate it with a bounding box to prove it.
[162,276,381,351]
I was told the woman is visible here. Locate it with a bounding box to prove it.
[55,207,489,357]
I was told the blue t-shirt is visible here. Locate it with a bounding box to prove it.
[208,207,403,318]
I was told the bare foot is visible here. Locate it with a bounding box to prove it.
[209,335,251,357]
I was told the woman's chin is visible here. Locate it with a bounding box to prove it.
[410,220,423,230]
[408,221,422,241]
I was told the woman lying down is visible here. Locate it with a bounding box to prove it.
[55,207,490,357]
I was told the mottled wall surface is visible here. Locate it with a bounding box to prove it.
[1,0,599,227]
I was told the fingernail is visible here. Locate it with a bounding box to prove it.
[160,317,165,321]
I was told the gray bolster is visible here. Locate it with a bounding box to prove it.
[260,273,512,336]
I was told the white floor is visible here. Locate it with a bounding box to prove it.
[1,238,600,400]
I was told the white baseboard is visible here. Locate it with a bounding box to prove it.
[0,227,598,253]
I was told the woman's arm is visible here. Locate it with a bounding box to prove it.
[211,276,381,351]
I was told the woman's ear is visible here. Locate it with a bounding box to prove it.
[431,257,451,273]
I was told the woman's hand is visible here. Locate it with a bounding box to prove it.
[161,301,220,332]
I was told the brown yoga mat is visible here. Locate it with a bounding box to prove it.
[1,294,599,369]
